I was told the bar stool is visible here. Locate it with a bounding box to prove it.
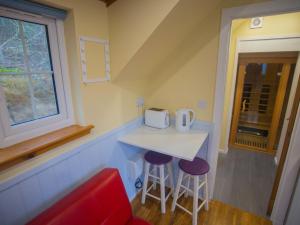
[172,157,209,225]
[141,151,174,214]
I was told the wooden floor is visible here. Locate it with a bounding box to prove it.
[132,190,272,225]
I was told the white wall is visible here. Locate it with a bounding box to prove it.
[285,170,300,225]
[0,117,212,225]
[271,105,300,225]
[0,118,144,225]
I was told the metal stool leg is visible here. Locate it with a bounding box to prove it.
[142,162,150,204]
[159,165,166,213]
[171,169,184,211]
[192,176,199,225]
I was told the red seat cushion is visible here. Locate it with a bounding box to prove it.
[127,217,152,225]
[27,168,149,225]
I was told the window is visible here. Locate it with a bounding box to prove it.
[0,16,59,125]
[0,8,73,148]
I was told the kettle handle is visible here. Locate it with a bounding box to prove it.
[189,109,195,125]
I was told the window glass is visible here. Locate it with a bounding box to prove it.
[0,16,59,126]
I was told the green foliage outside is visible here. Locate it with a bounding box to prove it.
[0,16,58,125]
[0,67,22,73]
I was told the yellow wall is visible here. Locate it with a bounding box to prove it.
[37,0,270,147]
[145,6,220,121]
[108,0,179,79]
[39,0,145,137]
[219,12,300,150]
[0,0,277,176]
[145,0,268,120]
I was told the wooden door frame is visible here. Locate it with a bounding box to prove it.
[228,53,298,153]
[267,63,291,153]
[224,37,300,154]
[229,64,246,146]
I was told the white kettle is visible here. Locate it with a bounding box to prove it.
[175,108,195,132]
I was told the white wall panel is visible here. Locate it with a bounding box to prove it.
[37,167,61,207]
[0,185,27,225]
[19,176,44,221]
[0,117,212,225]
[52,160,73,196]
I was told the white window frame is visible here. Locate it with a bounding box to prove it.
[0,7,74,148]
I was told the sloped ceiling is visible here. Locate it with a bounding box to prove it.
[108,0,180,81]
[108,0,269,96]
[99,0,117,7]
[111,0,222,83]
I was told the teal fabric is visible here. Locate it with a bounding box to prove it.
[0,0,67,20]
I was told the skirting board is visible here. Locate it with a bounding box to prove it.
[218,148,228,154]
[274,156,278,166]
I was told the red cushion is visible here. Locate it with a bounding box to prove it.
[26,168,144,225]
[127,217,152,225]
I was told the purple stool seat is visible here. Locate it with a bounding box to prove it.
[144,151,172,165]
[179,157,209,176]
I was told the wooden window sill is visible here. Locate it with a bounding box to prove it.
[0,125,94,171]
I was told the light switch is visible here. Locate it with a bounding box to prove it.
[198,100,207,109]
[136,97,144,107]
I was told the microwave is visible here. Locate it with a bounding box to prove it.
[145,108,169,129]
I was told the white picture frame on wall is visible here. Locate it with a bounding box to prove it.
[79,36,110,83]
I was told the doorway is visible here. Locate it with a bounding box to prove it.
[229,52,297,154]
[214,11,300,220]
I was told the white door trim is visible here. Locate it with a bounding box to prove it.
[210,1,300,225]
[223,36,300,154]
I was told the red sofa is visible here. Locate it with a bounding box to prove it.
[27,168,151,225]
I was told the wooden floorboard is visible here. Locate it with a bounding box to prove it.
[132,190,272,225]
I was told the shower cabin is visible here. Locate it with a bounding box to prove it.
[229,52,297,154]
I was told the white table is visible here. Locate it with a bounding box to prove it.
[118,125,208,161]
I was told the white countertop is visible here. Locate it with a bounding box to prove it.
[118,125,208,161]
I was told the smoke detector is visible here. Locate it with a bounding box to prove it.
[250,17,263,29]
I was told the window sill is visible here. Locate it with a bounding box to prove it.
[0,125,94,171]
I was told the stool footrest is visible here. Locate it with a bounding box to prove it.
[146,183,155,193]
[148,174,159,179]
[145,189,173,202]
[178,190,186,199]
[197,180,206,191]
[175,203,192,215]
[149,173,169,182]
[166,190,172,201]
[146,193,161,201]
[197,200,207,212]
[180,185,193,194]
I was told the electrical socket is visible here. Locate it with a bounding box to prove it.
[136,97,144,107]
[198,100,207,109]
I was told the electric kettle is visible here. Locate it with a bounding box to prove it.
[175,108,195,132]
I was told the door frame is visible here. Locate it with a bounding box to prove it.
[267,70,300,216]
[224,36,300,154]
[210,1,300,225]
